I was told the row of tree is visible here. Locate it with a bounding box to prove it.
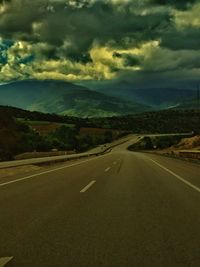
[0,111,114,161]
[129,135,187,151]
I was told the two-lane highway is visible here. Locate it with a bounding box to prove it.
[0,138,200,266]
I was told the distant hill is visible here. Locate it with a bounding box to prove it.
[0,105,85,124]
[176,97,200,109]
[0,80,151,117]
[84,80,197,109]
[91,109,200,134]
[130,88,197,108]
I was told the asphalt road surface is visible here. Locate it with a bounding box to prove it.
[0,134,131,169]
[0,137,200,266]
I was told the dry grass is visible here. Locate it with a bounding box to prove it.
[171,135,200,150]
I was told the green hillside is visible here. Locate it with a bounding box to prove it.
[0,80,151,117]
[83,80,196,109]
[177,98,200,109]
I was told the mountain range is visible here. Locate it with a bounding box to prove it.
[0,80,151,117]
[0,79,198,117]
[82,80,197,109]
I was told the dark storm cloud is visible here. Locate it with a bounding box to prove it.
[0,0,197,52]
[113,52,142,67]
[0,0,200,83]
[0,0,11,3]
[0,0,173,61]
[150,0,198,9]
[161,28,200,50]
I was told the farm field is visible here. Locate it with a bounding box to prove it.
[17,119,75,136]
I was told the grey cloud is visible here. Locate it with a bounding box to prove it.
[0,0,200,83]
[113,52,142,67]
[150,0,198,10]
[161,27,200,50]
[0,0,173,61]
[143,48,200,72]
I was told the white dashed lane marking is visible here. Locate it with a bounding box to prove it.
[80,181,96,193]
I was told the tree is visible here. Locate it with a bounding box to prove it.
[104,130,113,143]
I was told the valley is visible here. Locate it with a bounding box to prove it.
[0,80,151,117]
[0,79,199,118]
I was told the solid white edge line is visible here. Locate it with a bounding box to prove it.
[0,257,13,267]
[0,155,106,188]
[105,167,111,172]
[149,158,200,193]
[80,180,96,193]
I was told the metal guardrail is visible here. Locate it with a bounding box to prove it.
[0,138,130,170]
[0,150,106,170]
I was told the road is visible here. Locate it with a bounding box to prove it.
[0,137,200,266]
[0,134,131,169]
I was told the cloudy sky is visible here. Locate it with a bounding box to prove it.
[0,0,200,87]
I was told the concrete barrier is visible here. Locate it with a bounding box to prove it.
[14,151,75,160]
[0,136,130,170]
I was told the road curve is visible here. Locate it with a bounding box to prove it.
[0,138,200,266]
